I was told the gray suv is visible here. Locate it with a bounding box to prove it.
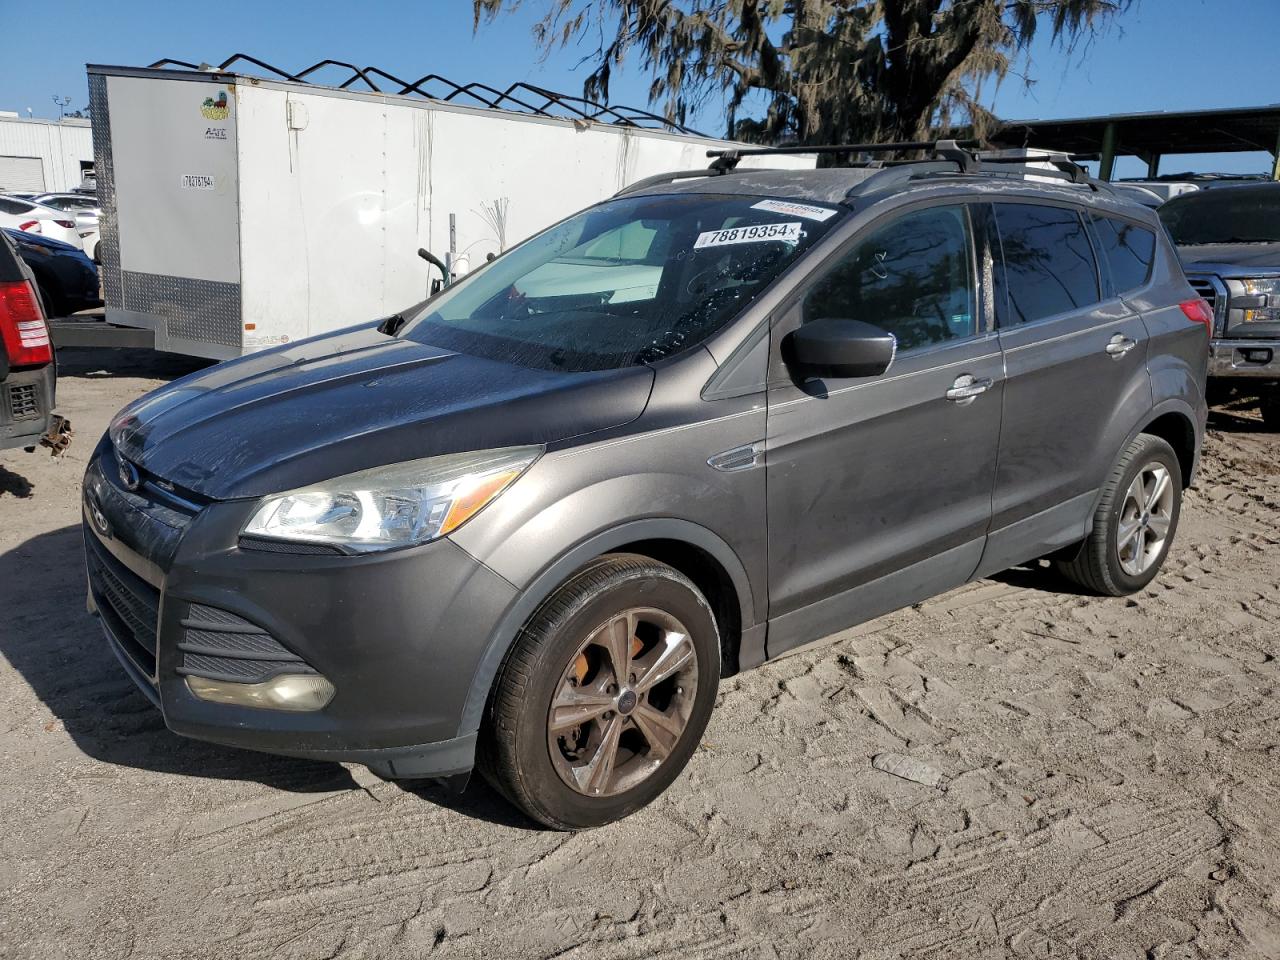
[84,145,1208,829]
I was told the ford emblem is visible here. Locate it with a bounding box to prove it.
[116,453,141,492]
[86,482,111,538]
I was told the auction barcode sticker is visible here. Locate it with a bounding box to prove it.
[750,199,838,221]
[180,174,216,190]
[694,221,803,249]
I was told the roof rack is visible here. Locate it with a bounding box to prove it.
[704,140,1113,195]
[705,139,982,171]
[615,140,1115,199]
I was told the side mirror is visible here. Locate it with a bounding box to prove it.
[783,318,897,379]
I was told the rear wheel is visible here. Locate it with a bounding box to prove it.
[1055,434,1182,596]
[478,554,719,830]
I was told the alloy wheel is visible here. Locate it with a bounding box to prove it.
[1116,462,1174,576]
[546,607,699,798]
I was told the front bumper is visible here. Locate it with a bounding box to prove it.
[82,440,517,777]
[1208,338,1280,381]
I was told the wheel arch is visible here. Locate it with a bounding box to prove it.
[458,518,756,737]
[1135,401,1200,488]
[1073,398,1201,549]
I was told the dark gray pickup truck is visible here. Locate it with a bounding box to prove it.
[1160,182,1280,428]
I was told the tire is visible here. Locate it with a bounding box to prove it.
[1055,433,1182,596]
[1259,391,1280,431]
[33,281,59,320]
[478,554,719,830]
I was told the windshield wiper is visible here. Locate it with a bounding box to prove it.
[378,314,409,336]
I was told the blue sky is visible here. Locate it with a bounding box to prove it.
[1,0,1274,176]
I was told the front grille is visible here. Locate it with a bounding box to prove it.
[5,383,40,421]
[1188,276,1218,315]
[86,535,160,678]
[177,603,317,684]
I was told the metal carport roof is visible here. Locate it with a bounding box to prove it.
[992,104,1280,180]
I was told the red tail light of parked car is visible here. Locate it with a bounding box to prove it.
[0,279,53,366]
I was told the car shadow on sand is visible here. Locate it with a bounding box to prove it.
[988,559,1097,596]
[54,345,214,381]
[395,777,546,831]
[0,525,356,794]
[1207,407,1272,433]
[0,463,34,498]
[0,523,530,825]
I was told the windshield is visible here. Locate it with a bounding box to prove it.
[400,193,842,371]
[1158,188,1280,245]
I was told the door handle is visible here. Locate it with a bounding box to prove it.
[945,374,993,404]
[1105,333,1137,357]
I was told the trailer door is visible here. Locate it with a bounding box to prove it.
[103,74,242,358]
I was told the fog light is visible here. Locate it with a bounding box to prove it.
[186,673,336,712]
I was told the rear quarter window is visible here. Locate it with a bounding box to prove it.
[1092,215,1155,294]
[994,203,1100,325]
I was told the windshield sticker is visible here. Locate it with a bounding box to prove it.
[694,222,803,249]
[750,199,838,222]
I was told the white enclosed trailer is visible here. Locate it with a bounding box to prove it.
[86,63,813,360]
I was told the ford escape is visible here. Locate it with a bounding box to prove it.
[84,143,1209,829]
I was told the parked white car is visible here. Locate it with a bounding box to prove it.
[29,193,100,259]
[0,196,85,249]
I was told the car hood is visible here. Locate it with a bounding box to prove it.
[1177,242,1280,275]
[109,325,655,501]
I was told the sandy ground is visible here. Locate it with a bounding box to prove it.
[1,348,1278,960]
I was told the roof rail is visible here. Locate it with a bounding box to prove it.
[614,168,732,197]
[979,152,1095,185]
[847,160,968,196]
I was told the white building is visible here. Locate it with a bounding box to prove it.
[0,113,94,193]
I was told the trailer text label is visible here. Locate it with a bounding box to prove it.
[694,222,803,249]
[180,174,216,191]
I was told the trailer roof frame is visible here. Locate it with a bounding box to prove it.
[145,54,708,137]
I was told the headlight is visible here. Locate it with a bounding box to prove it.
[243,446,541,553]
[1236,278,1280,324]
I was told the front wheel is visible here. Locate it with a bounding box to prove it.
[478,554,719,830]
[1055,434,1182,596]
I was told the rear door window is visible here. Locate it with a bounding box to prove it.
[0,198,33,215]
[1092,215,1155,294]
[994,203,1100,325]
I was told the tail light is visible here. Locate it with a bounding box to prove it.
[18,220,41,233]
[53,219,76,229]
[0,280,53,366]
[1179,298,1213,336]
